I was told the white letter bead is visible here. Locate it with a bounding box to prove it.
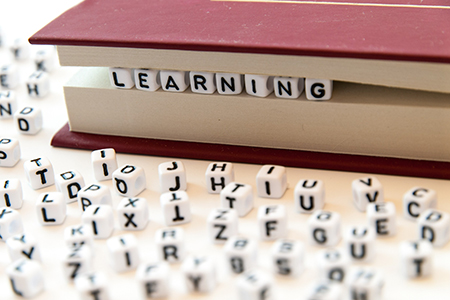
[305,281,343,300]
[352,177,384,212]
[36,192,66,226]
[207,208,238,244]
[347,268,384,300]
[109,67,134,89]
[160,191,192,226]
[134,68,161,91]
[0,64,20,89]
[344,226,376,262]
[107,234,140,272]
[224,236,258,274]
[316,248,350,283]
[112,164,146,197]
[0,208,23,241]
[216,73,244,95]
[236,270,274,300]
[91,148,118,181]
[205,162,235,194]
[117,197,149,231]
[220,182,253,217]
[271,239,304,276]
[190,71,216,94]
[0,91,18,119]
[181,256,217,293]
[15,107,43,135]
[367,202,396,237]
[0,138,20,167]
[0,179,22,209]
[294,179,325,214]
[158,161,187,193]
[75,272,110,300]
[62,244,93,281]
[400,240,433,278]
[308,210,341,247]
[245,74,274,97]
[256,165,287,199]
[305,78,333,100]
[64,224,94,248]
[82,205,114,239]
[418,209,450,247]
[11,39,30,60]
[77,184,112,212]
[160,70,189,92]
[258,205,288,241]
[136,262,170,298]
[403,187,437,221]
[56,170,85,204]
[35,47,57,72]
[26,71,50,98]
[155,227,186,263]
[7,259,44,298]
[7,233,42,262]
[273,77,304,99]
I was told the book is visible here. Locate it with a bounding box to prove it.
[28,0,450,178]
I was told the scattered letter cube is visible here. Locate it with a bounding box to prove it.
[91,148,118,181]
[316,248,349,283]
[271,239,304,276]
[256,165,287,199]
[224,236,257,274]
[26,71,50,98]
[75,272,110,300]
[220,182,253,217]
[82,205,114,239]
[117,197,149,231]
[0,208,23,241]
[77,184,112,212]
[181,256,217,293]
[308,210,341,247]
[64,224,94,248]
[367,202,396,237]
[160,191,192,226]
[400,240,433,278]
[56,170,85,204]
[344,226,376,262]
[7,259,44,298]
[207,208,238,244]
[418,209,450,247]
[136,262,170,298]
[62,244,93,281]
[236,270,273,300]
[155,227,186,263]
[7,233,41,262]
[0,179,22,209]
[346,268,384,300]
[403,187,437,221]
[0,138,20,167]
[112,164,146,197]
[0,91,17,119]
[0,64,20,89]
[205,162,235,194]
[158,161,187,193]
[258,205,288,241]
[107,234,140,272]
[15,107,43,135]
[294,179,325,214]
[36,192,66,225]
[352,177,384,212]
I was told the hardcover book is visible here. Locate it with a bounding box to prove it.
[29,0,450,178]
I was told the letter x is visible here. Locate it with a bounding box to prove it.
[124,213,137,227]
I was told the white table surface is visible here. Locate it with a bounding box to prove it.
[1,1,450,299]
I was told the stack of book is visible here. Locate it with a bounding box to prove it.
[29,0,450,178]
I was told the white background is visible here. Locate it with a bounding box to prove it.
[1,1,450,299]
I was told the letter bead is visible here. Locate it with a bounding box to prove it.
[257,205,288,241]
[91,148,118,181]
[0,138,20,167]
[6,233,42,262]
[305,281,343,300]
[190,71,216,94]
[107,234,140,272]
[160,70,189,92]
[273,76,304,99]
[316,248,350,283]
[77,184,112,212]
[62,244,93,281]
[136,262,170,298]
[0,64,20,89]
[0,90,18,119]
[0,208,23,241]
[400,240,433,278]
[26,71,50,98]
[10,38,30,60]
[34,47,57,72]
[35,192,66,226]
[305,78,333,100]
[75,272,110,300]
[109,67,134,89]
[56,170,85,204]
[245,74,274,97]
[112,164,146,197]
[294,179,325,214]
[220,182,254,217]
[352,176,384,212]
[160,191,192,226]
[134,68,161,91]
[158,161,187,193]
[155,227,186,264]
[82,205,114,239]
[236,270,274,300]
[14,107,43,135]
[205,162,235,194]
[367,202,397,237]
[181,256,217,293]
[344,226,376,262]
[256,165,287,199]
[216,73,244,95]
[417,209,450,247]
[346,267,384,300]
[307,210,341,247]
[7,259,44,298]
[271,239,304,276]
[207,208,238,244]
[223,236,258,274]
[64,224,94,249]
[117,197,149,231]
[0,179,23,209]
[403,187,437,221]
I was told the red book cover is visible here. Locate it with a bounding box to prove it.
[30,0,450,63]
